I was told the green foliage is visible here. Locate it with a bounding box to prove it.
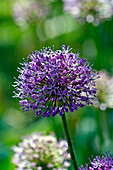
[0,0,113,169]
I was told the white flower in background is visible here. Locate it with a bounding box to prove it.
[63,0,113,26]
[12,132,71,169]
[12,0,53,28]
[93,70,113,110]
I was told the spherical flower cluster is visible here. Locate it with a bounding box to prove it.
[93,70,113,111]
[79,152,113,170]
[13,45,98,118]
[12,0,52,28]
[63,0,113,26]
[12,132,71,169]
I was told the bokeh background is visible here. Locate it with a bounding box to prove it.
[1,0,113,169]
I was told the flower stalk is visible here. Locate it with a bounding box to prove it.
[62,113,78,170]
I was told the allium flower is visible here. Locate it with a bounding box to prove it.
[13,45,98,117]
[13,0,52,28]
[63,0,113,26]
[12,132,71,169]
[93,70,113,111]
[79,152,113,170]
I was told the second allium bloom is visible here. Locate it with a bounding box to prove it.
[12,133,70,169]
[13,45,97,117]
[79,152,113,170]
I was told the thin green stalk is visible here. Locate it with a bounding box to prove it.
[96,109,104,149]
[62,113,78,170]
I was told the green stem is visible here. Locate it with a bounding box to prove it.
[62,113,78,170]
[96,109,104,149]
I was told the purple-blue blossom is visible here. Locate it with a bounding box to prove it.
[79,152,113,170]
[13,45,98,117]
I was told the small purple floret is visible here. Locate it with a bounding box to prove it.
[79,152,113,170]
[13,45,98,117]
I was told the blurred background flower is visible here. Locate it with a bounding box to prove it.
[12,132,70,169]
[63,0,113,26]
[12,0,54,29]
[93,70,113,111]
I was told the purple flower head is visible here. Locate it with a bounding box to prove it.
[13,45,98,117]
[79,152,113,170]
